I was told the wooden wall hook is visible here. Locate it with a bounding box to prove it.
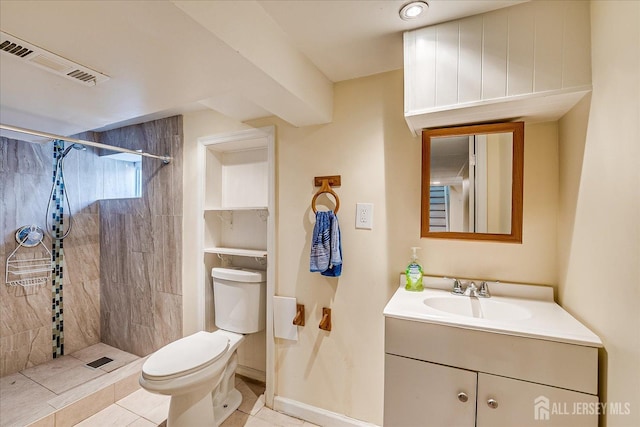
[319,307,332,331]
[293,304,305,326]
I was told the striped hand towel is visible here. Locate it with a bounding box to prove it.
[310,211,342,277]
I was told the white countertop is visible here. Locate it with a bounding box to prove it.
[383,277,603,348]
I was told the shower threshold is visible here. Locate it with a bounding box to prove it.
[0,343,144,427]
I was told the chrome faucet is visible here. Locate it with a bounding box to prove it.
[449,278,491,298]
[463,282,478,297]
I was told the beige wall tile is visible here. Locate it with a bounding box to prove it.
[54,385,114,427]
[1,326,50,376]
[152,292,182,348]
[63,279,101,354]
[114,372,142,401]
[2,116,182,375]
[26,413,55,427]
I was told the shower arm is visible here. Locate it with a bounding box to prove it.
[0,123,172,164]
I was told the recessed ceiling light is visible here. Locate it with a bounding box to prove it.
[399,1,428,20]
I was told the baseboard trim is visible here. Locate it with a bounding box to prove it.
[236,365,266,383]
[273,396,379,427]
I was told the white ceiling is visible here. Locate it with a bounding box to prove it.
[0,0,523,140]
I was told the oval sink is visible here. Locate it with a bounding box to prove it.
[423,296,532,321]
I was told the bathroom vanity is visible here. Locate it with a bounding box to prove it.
[383,277,602,427]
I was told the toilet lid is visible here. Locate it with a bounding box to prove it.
[212,267,266,282]
[142,331,229,380]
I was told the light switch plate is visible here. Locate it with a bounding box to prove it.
[356,203,373,229]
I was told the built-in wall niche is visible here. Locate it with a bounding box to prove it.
[203,209,268,257]
[205,143,268,209]
[204,142,269,258]
[199,127,275,387]
[100,152,142,199]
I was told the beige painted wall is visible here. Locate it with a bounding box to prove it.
[178,3,638,425]
[247,69,560,424]
[422,120,559,286]
[558,2,640,426]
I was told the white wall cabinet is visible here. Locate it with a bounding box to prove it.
[404,0,592,133]
[384,318,599,426]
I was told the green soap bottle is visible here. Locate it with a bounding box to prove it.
[405,247,424,292]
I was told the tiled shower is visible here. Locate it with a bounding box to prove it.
[0,116,183,377]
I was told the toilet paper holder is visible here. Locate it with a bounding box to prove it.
[293,304,305,326]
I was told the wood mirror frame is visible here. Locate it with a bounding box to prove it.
[421,122,524,243]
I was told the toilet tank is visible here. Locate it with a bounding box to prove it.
[212,267,266,334]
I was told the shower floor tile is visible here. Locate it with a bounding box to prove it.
[0,372,56,427]
[35,363,106,394]
[21,355,89,385]
[0,342,142,427]
[70,342,138,373]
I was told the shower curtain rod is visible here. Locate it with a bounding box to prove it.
[0,123,172,164]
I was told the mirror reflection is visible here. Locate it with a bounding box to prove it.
[429,132,513,234]
[421,122,523,243]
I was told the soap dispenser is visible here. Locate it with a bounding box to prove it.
[405,247,424,292]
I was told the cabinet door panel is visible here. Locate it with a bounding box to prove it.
[384,354,477,427]
[477,373,598,427]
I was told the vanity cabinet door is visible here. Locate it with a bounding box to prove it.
[384,354,477,427]
[477,373,598,427]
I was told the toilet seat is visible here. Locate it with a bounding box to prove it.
[142,331,229,381]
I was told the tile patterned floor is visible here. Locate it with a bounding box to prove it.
[1,344,315,427]
[0,343,139,427]
[78,375,318,427]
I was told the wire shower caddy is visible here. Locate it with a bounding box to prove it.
[5,225,52,288]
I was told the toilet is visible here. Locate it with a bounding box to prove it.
[139,267,266,427]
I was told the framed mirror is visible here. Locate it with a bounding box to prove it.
[421,122,524,243]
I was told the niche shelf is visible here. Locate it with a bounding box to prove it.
[204,247,267,258]
[205,207,267,212]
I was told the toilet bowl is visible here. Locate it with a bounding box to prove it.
[139,268,266,427]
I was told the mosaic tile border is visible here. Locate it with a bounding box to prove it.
[52,140,65,357]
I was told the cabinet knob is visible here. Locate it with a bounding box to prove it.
[457,392,468,403]
[487,398,499,409]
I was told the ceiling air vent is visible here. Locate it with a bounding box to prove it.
[0,31,109,86]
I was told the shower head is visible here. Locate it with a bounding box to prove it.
[61,143,86,158]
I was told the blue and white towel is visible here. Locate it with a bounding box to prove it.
[310,211,342,277]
